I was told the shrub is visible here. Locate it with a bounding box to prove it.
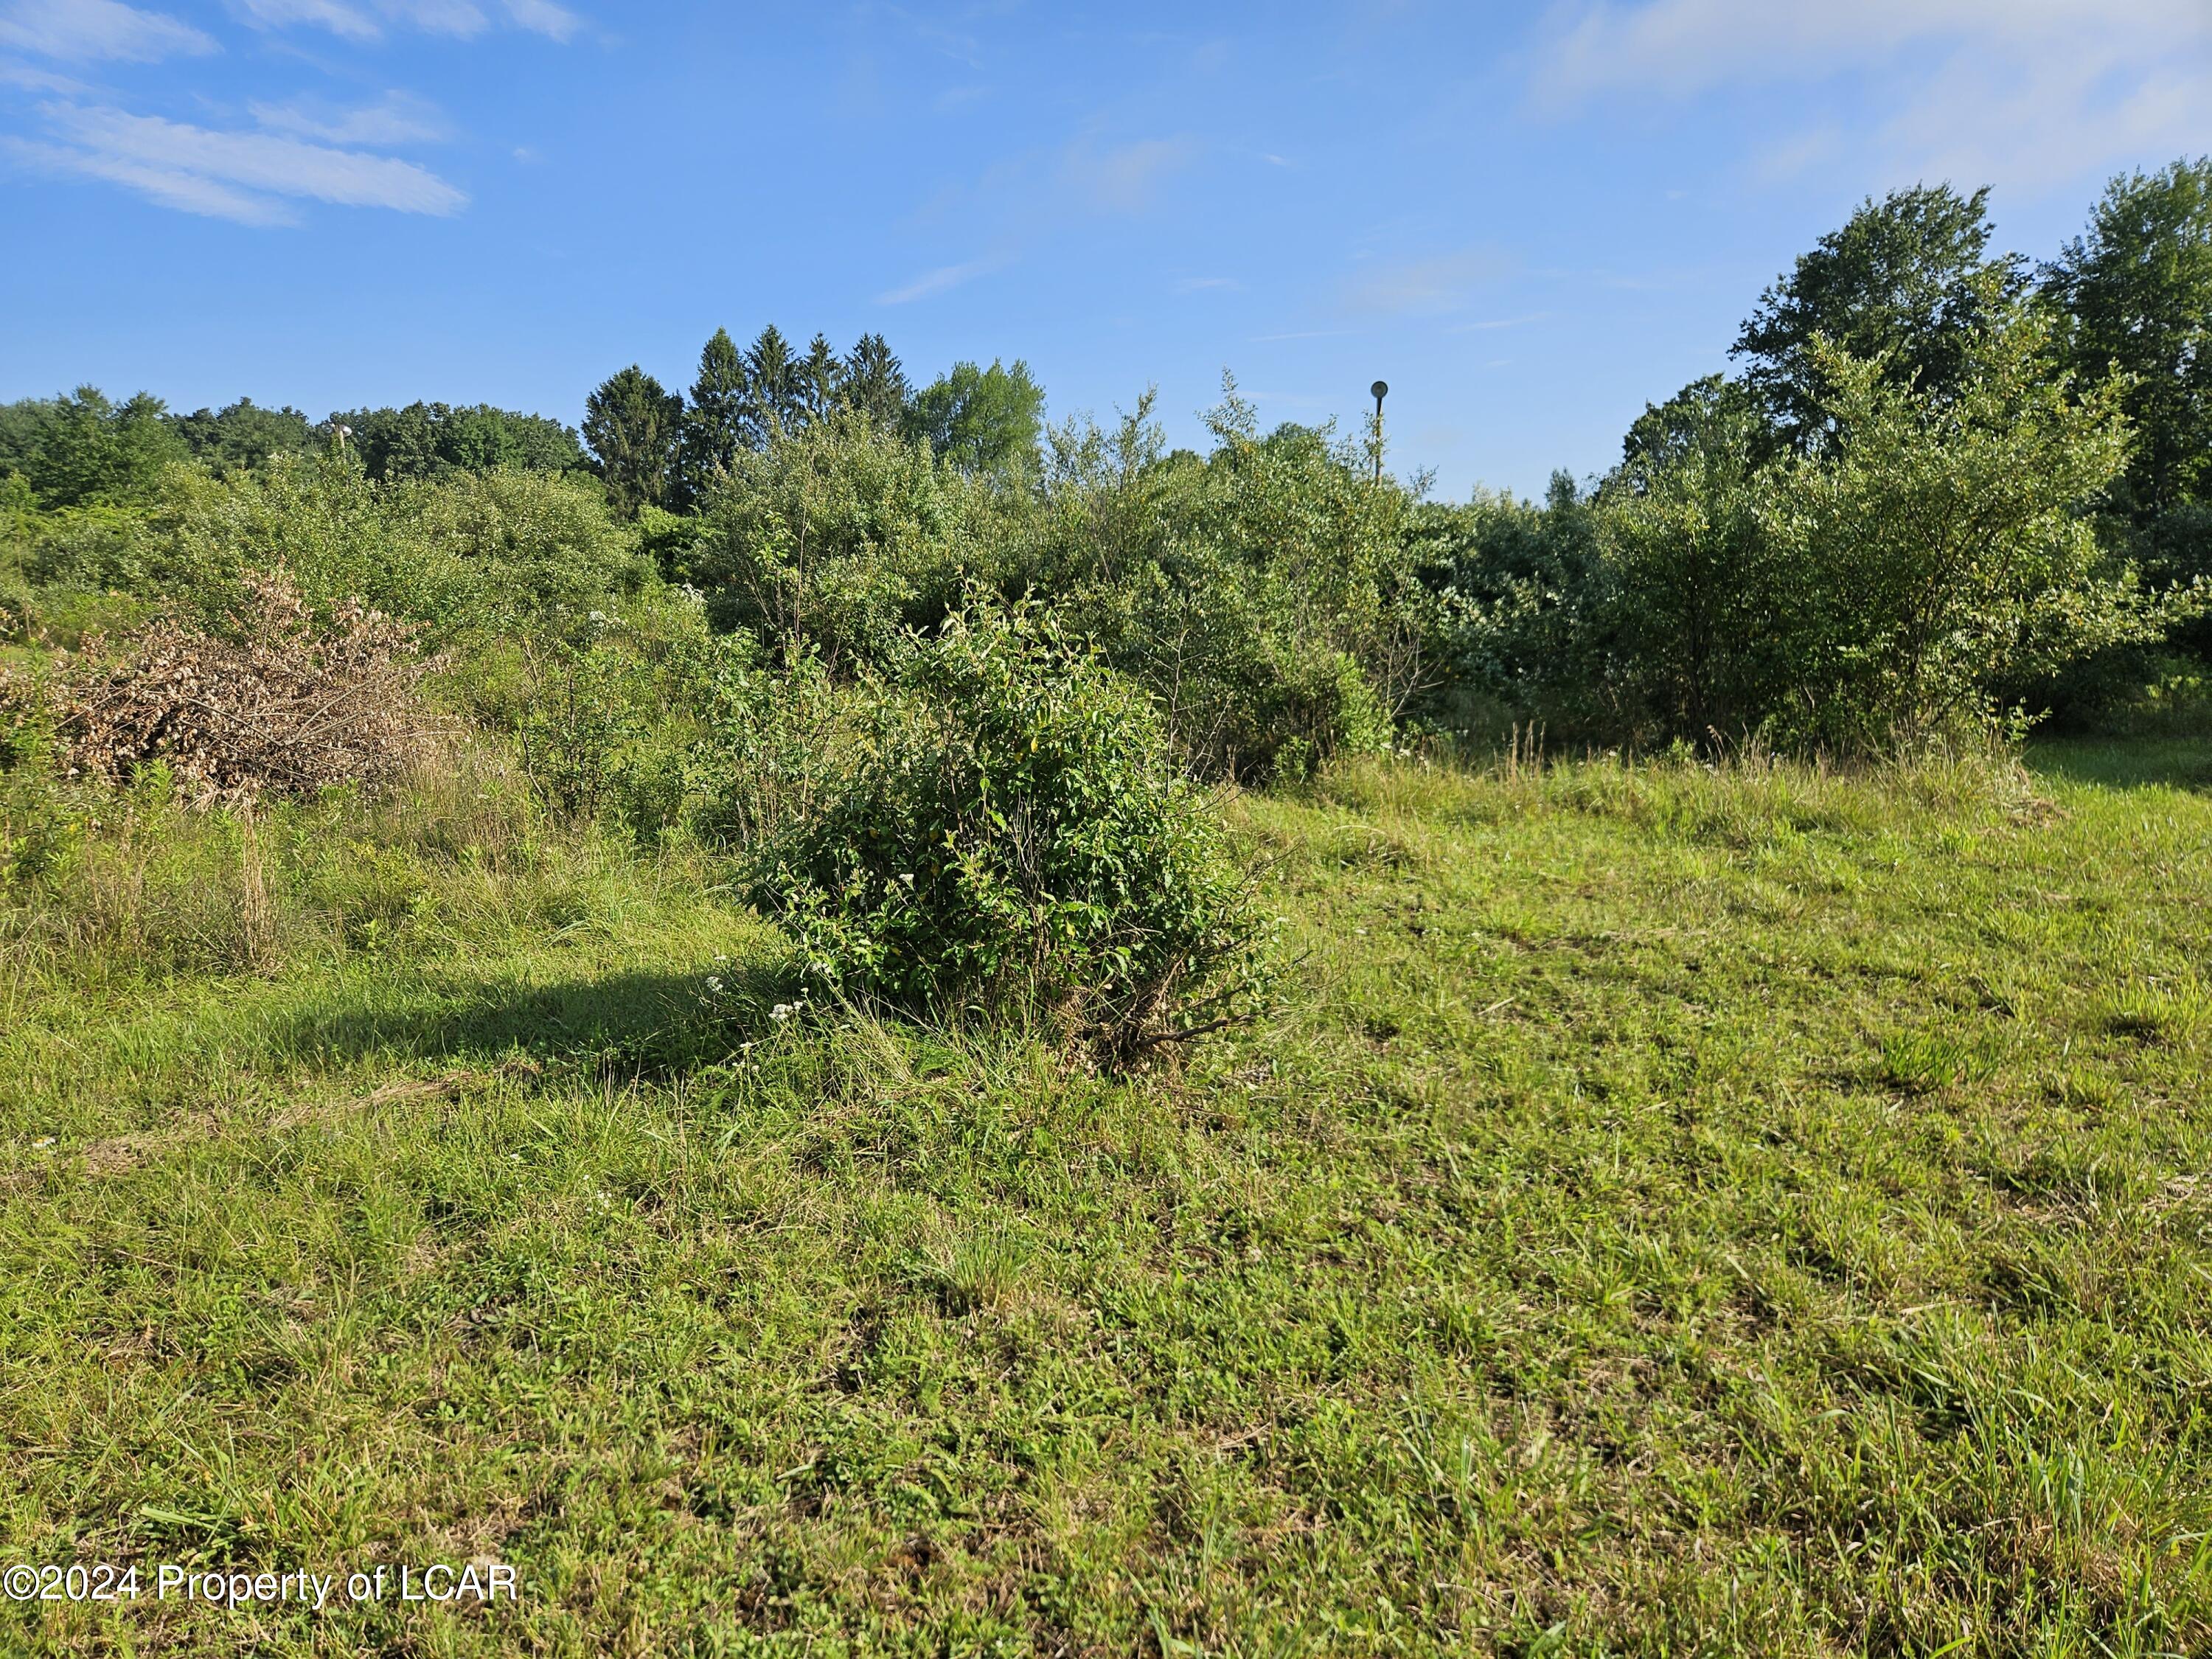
[501,594,714,836]
[685,409,990,674]
[147,453,645,646]
[706,596,1273,1059]
[1759,308,2174,751]
[11,568,434,805]
[1028,386,1432,780]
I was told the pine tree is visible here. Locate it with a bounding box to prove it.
[742,325,799,445]
[682,327,749,502]
[801,333,843,425]
[582,365,682,517]
[841,333,911,431]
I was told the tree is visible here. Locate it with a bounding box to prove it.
[681,327,750,502]
[1595,376,1779,740]
[1733,184,2025,448]
[167,398,318,477]
[327,403,582,481]
[841,333,911,431]
[2042,157,2212,619]
[1761,302,2163,749]
[907,358,1046,479]
[801,333,842,425]
[582,366,683,518]
[9,386,190,508]
[742,326,800,446]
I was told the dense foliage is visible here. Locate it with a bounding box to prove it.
[702,597,1272,1055]
[5,156,2211,1026]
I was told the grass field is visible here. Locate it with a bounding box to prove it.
[4,739,2211,1656]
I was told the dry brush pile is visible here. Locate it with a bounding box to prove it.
[3,569,437,806]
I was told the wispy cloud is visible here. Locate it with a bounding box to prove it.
[1530,0,2212,190]
[1250,328,1347,342]
[20,102,467,221]
[1448,310,1553,333]
[0,0,214,62]
[231,0,580,43]
[498,0,579,42]
[251,90,449,145]
[229,0,380,40]
[875,257,996,305]
[1341,246,1512,316]
[0,53,86,90]
[5,135,289,220]
[1057,134,1197,213]
[1176,275,1242,292]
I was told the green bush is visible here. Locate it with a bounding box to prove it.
[704,596,1273,1058]
[502,594,714,838]
[147,454,646,645]
[684,410,992,674]
[1027,386,1431,780]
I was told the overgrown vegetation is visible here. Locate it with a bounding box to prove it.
[4,156,2212,1655]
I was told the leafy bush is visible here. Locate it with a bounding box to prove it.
[684,409,990,673]
[1456,303,2194,754]
[1026,386,1432,780]
[501,594,714,837]
[146,453,647,645]
[1758,309,2173,750]
[703,597,1273,1058]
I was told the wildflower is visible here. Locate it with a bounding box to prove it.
[32,1136,56,1148]
[771,1003,792,1021]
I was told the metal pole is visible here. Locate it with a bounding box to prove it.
[1369,380,1388,483]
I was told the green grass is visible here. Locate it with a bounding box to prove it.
[4,743,2211,1655]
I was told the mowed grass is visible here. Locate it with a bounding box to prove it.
[3,742,2211,1657]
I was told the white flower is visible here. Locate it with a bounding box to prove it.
[32,1136,55,1148]
[771,1004,792,1021]
[898,872,914,886]
[706,976,726,995]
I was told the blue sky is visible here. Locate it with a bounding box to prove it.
[3,0,2209,498]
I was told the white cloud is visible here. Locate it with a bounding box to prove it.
[230,0,380,39]
[5,136,293,222]
[231,0,580,42]
[1058,135,1196,213]
[29,102,467,219]
[251,90,448,145]
[1531,0,2212,191]
[1176,276,1243,292]
[0,0,214,62]
[1342,246,1513,315]
[501,0,578,41]
[1448,311,1554,333]
[875,259,996,305]
[0,53,86,90]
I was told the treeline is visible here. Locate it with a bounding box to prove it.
[582,328,1044,515]
[1413,162,2212,746]
[4,158,2208,766]
[0,390,582,504]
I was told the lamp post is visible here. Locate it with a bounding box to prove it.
[1369,380,1388,483]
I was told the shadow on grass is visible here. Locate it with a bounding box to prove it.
[275,959,797,1079]
[2025,737,2212,793]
